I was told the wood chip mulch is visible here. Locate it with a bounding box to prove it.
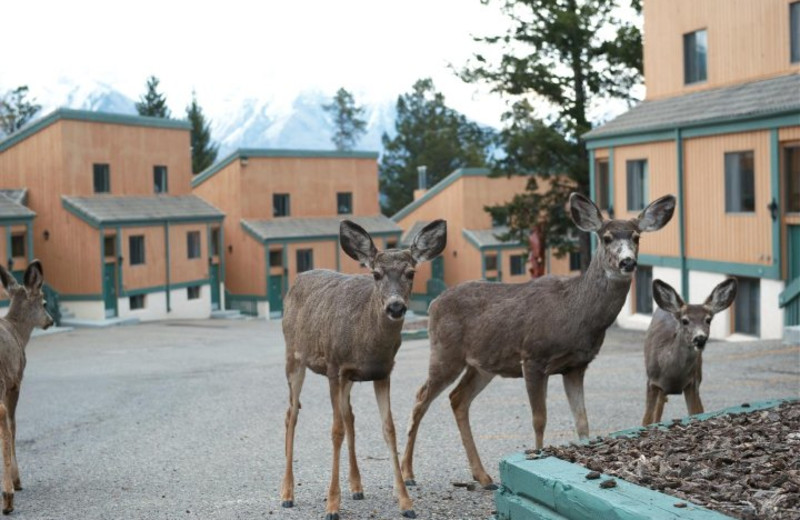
[534,401,800,520]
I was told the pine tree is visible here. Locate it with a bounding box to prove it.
[379,78,494,216]
[462,0,643,270]
[323,88,367,151]
[135,76,171,118]
[0,86,41,136]
[186,92,219,174]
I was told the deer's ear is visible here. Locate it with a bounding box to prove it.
[705,278,737,314]
[410,220,447,264]
[652,279,684,315]
[569,193,604,232]
[636,194,676,232]
[24,260,44,291]
[0,264,19,295]
[340,220,378,269]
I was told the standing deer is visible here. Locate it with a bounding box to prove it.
[0,260,53,514]
[401,193,675,489]
[280,220,446,520]
[641,278,737,426]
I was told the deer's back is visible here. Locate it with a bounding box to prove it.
[645,309,700,394]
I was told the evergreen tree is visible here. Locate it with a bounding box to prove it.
[462,0,643,270]
[379,78,494,216]
[186,92,219,174]
[0,86,41,136]
[323,88,367,151]
[135,76,171,118]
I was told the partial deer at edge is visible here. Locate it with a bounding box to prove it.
[401,193,675,489]
[280,220,446,520]
[0,260,53,514]
[642,278,737,426]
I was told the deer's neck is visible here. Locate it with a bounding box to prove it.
[572,252,632,331]
[2,308,33,349]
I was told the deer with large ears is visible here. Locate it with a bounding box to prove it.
[280,219,447,520]
[642,278,737,426]
[0,260,53,514]
[401,193,676,489]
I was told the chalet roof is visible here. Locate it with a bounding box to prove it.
[584,73,800,141]
[62,195,224,227]
[391,167,491,222]
[0,193,35,220]
[399,220,430,247]
[462,226,524,249]
[241,215,401,243]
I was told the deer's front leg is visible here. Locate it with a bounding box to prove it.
[684,382,704,416]
[339,380,364,500]
[523,365,549,450]
[280,365,306,508]
[373,378,415,518]
[562,365,589,441]
[642,382,659,426]
[0,404,13,515]
[326,377,345,520]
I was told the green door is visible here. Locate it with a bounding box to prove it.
[103,262,117,318]
[432,256,444,280]
[268,274,284,315]
[209,263,220,310]
[788,226,800,281]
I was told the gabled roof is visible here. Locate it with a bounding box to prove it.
[0,193,35,220]
[191,148,380,189]
[0,108,192,154]
[584,73,800,141]
[391,167,491,222]
[399,220,430,247]
[242,215,401,243]
[62,195,224,227]
[462,227,525,250]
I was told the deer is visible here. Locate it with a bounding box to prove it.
[280,219,447,520]
[0,260,53,514]
[641,278,737,426]
[401,192,676,489]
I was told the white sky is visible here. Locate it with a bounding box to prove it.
[3,0,515,126]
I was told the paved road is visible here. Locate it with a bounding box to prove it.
[10,320,800,519]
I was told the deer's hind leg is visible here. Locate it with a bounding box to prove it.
[5,388,20,491]
[326,377,346,520]
[523,364,549,450]
[562,365,590,441]
[339,380,364,500]
[449,366,496,488]
[280,361,306,508]
[0,403,13,514]
[401,347,465,486]
[374,378,415,519]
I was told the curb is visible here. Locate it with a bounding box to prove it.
[494,398,797,520]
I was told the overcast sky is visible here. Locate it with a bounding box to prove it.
[4,0,515,126]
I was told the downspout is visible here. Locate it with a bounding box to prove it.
[676,128,689,299]
[769,128,781,280]
[588,149,597,254]
[25,221,33,263]
[164,221,171,313]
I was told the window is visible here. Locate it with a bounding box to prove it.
[10,234,24,258]
[626,160,648,211]
[635,266,653,315]
[296,249,313,273]
[684,29,708,84]
[791,2,800,63]
[269,249,283,267]
[154,166,168,193]
[786,146,800,213]
[187,285,201,300]
[595,159,610,210]
[491,212,507,227]
[104,235,116,257]
[187,231,202,259]
[93,164,110,193]
[210,228,221,256]
[734,277,760,336]
[129,294,145,310]
[337,192,353,214]
[485,254,498,271]
[386,240,398,249]
[510,254,526,276]
[129,235,145,265]
[273,193,290,217]
[569,251,581,271]
[725,151,755,212]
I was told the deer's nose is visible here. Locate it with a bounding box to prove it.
[619,258,637,272]
[692,335,707,349]
[386,301,407,319]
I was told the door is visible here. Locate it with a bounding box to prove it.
[268,274,284,315]
[103,262,117,318]
[431,256,444,281]
[209,263,220,310]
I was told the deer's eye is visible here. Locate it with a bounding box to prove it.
[603,235,613,245]
[632,234,640,244]
[372,271,383,281]
[405,271,415,281]
[681,317,690,325]
[705,316,712,324]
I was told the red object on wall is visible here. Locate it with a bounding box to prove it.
[528,226,545,278]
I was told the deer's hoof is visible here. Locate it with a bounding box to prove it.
[483,483,499,491]
[401,510,417,518]
[404,479,416,487]
[352,492,364,500]
[325,513,340,520]
[281,500,294,508]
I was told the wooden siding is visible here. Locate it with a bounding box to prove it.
[612,141,681,257]
[461,175,528,230]
[780,127,800,142]
[644,0,800,100]
[683,131,773,264]
[287,241,338,287]
[169,223,207,285]
[121,226,166,291]
[225,233,266,297]
[503,248,531,283]
[548,251,580,277]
